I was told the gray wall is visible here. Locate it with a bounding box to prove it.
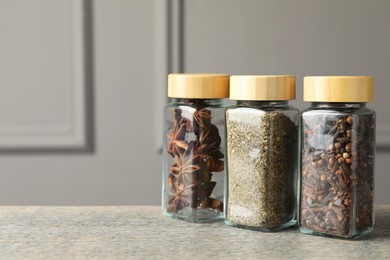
[0,0,388,205]
[0,0,162,205]
[182,0,390,205]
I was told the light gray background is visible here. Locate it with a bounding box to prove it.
[0,0,389,205]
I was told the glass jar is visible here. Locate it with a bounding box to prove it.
[299,76,375,239]
[225,75,299,231]
[162,74,229,222]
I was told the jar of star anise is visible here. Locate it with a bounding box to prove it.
[162,74,229,222]
[300,76,375,239]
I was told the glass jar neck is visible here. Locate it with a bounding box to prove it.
[237,100,289,107]
[310,102,366,109]
[171,98,223,106]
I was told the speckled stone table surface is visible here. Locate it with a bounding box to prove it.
[0,206,389,259]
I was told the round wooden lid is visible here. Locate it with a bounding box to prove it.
[304,76,374,102]
[168,74,229,99]
[229,75,296,100]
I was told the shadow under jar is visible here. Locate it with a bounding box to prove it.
[225,75,299,231]
[300,76,375,239]
[162,74,229,222]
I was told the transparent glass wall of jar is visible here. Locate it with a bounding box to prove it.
[162,74,229,222]
[225,75,299,231]
[299,76,375,239]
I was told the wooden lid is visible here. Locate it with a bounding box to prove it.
[304,76,374,102]
[229,75,296,100]
[168,74,229,99]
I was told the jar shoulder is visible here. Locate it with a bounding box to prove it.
[301,106,375,116]
[165,98,229,109]
[226,105,299,125]
[227,104,299,113]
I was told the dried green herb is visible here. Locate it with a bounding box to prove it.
[226,111,297,228]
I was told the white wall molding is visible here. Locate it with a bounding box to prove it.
[0,0,92,150]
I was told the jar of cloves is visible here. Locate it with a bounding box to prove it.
[299,76,375,239]
[225,75,299,231]
[162,74,229,222]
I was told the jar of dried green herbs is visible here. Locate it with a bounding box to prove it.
[162,74,229,222]
[299,76,375,239]
[225,75,299,231]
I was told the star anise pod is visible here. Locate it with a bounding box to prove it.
[166,123,189,157]
[198,124,221,153]
[168,174,178,193]
[192,123,224,173]
[195,151,224,172]
[173,108,182,121]
[193,109,212,128]
[166,108,190,156]
[210,198,223,212]
[168,183,195,212]
[171,153,200,186]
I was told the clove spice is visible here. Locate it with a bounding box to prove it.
[300,113,375,237]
